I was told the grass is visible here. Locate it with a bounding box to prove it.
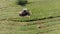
[0,0,60,34]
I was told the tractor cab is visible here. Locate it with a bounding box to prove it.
[19,8,31,17]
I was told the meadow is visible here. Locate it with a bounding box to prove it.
[0,0,60,34]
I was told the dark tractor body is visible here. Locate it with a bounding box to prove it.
[19,10,30,16]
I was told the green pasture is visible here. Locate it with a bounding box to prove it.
[0,0,60,34]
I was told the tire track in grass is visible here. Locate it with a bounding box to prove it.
[0,15,60,23]
[0,16,60,34]
[0,16,60,26]
[24,16,60,22]
[6,15,60,22]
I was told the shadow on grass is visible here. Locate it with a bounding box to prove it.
[17,2,33,6]
[16,0,41,6]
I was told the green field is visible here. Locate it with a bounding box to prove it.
[0,0,60,34]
